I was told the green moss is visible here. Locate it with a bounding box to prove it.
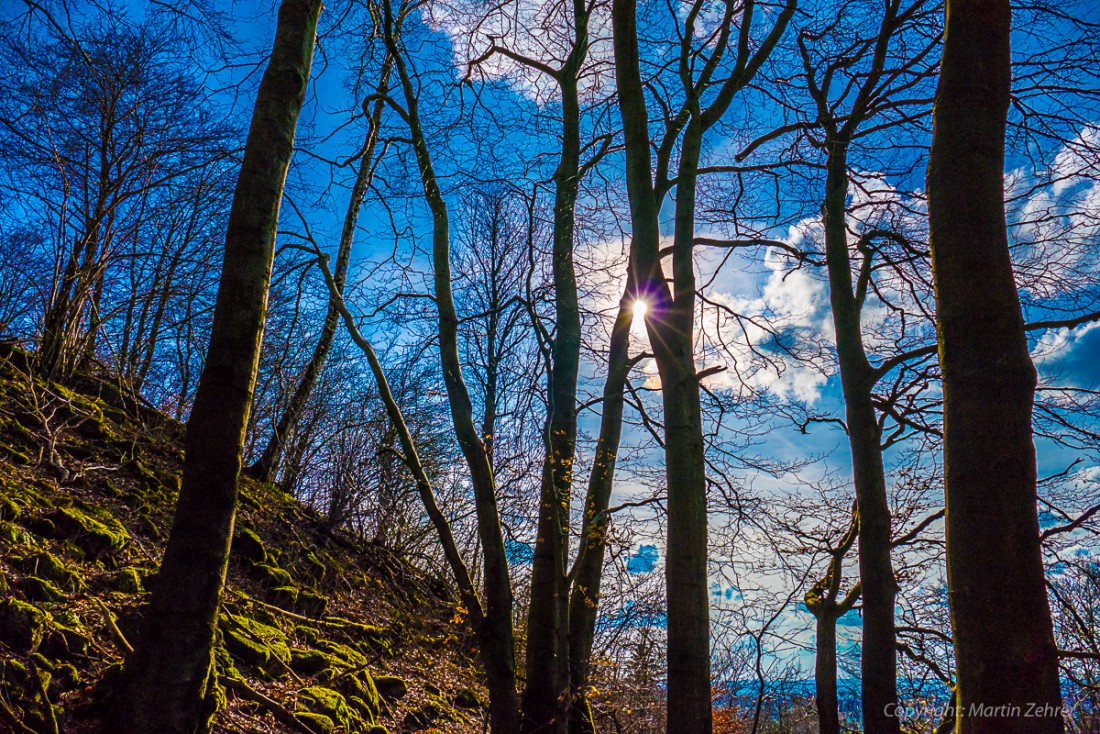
[42,623,91,659]
[53,662,81,689]
[0,519,32,545]
[0,493,21,520]
[453,687,483,709]
[403,700,443,730]
[0,598,49,652]
[296,587,328,616]
[232,526,267,565]
[351,623,392,657]
[297,686,358,730]
[44,505,129,558]
[316,639,367,668]
[295,625,322,645]
[290,648,332,675]
[219,612,291,675]
[17,550,85,592]
[302,552,328,583]
[222,624,271,668]
[323,659,381,719]
[295,712,335,733]
[110,566,146,593]
[1,658,59,732]
[368,727,390,734]
[374,675,408,702]
[0,442,32,465]
[269,585,299,608]
[338,672,381,719]
[252,563,293,588]
[18,575,67,602]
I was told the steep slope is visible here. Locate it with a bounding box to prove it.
[0,344,485,734]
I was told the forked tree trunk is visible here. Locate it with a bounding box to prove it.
[107,1,321,732]
[926,1,1064,732]
[611,6,712,729]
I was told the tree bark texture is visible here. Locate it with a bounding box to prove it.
[927,1,1064,732]
[108,1,321,732]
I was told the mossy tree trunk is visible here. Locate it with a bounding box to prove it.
[108,1,321,732]
[926,1,1064,731]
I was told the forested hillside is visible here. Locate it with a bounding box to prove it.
[0,344,490,733]
[1,0,1099,733]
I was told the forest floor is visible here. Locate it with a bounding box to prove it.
[0,344,487,734]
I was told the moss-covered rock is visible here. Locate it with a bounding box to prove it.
[0,493,21,520]
[232,526,267,565]
[302,552,328,583]
[1,658,60,732]
[290,648,332,675]
[0,598,49,652]
[297,686,357,730]
[16,550,85,592]
[403,700,443,730]
[44,505,129,558]
[374,675,408,702]
[295,712,335,733]
[295,624,322,645]
[316,639,367,668]
[42,623,91,660]
[296,587,328,617]
[251,562,293,588]
[220,613,291,673]
[330,669,380,719]
[454,686,483,709]
[268,584,299,608]
[110,566,147,593]
[0,519,32,545]
[18,574,67,602]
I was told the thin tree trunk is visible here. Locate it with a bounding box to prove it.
[926,1,1063,732]
[107,2,321,732]
[815,613,840,734]
[821,147,900,734]
[250,58,392,483]
[567,273,635,734]
[382,3,521,728]
[523,65,584,734]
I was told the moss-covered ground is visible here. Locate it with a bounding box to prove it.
[0,345,486,733]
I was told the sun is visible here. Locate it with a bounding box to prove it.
[632,300,648,321]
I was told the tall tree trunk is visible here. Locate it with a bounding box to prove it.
[660,121,713,734]
[523,65,584,734]
[383,4,521,729]
[926,1,1063,732]
[821,146,900,734]
[612,4,713,728]
[107,2,321,732]
[250,58,392,483]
